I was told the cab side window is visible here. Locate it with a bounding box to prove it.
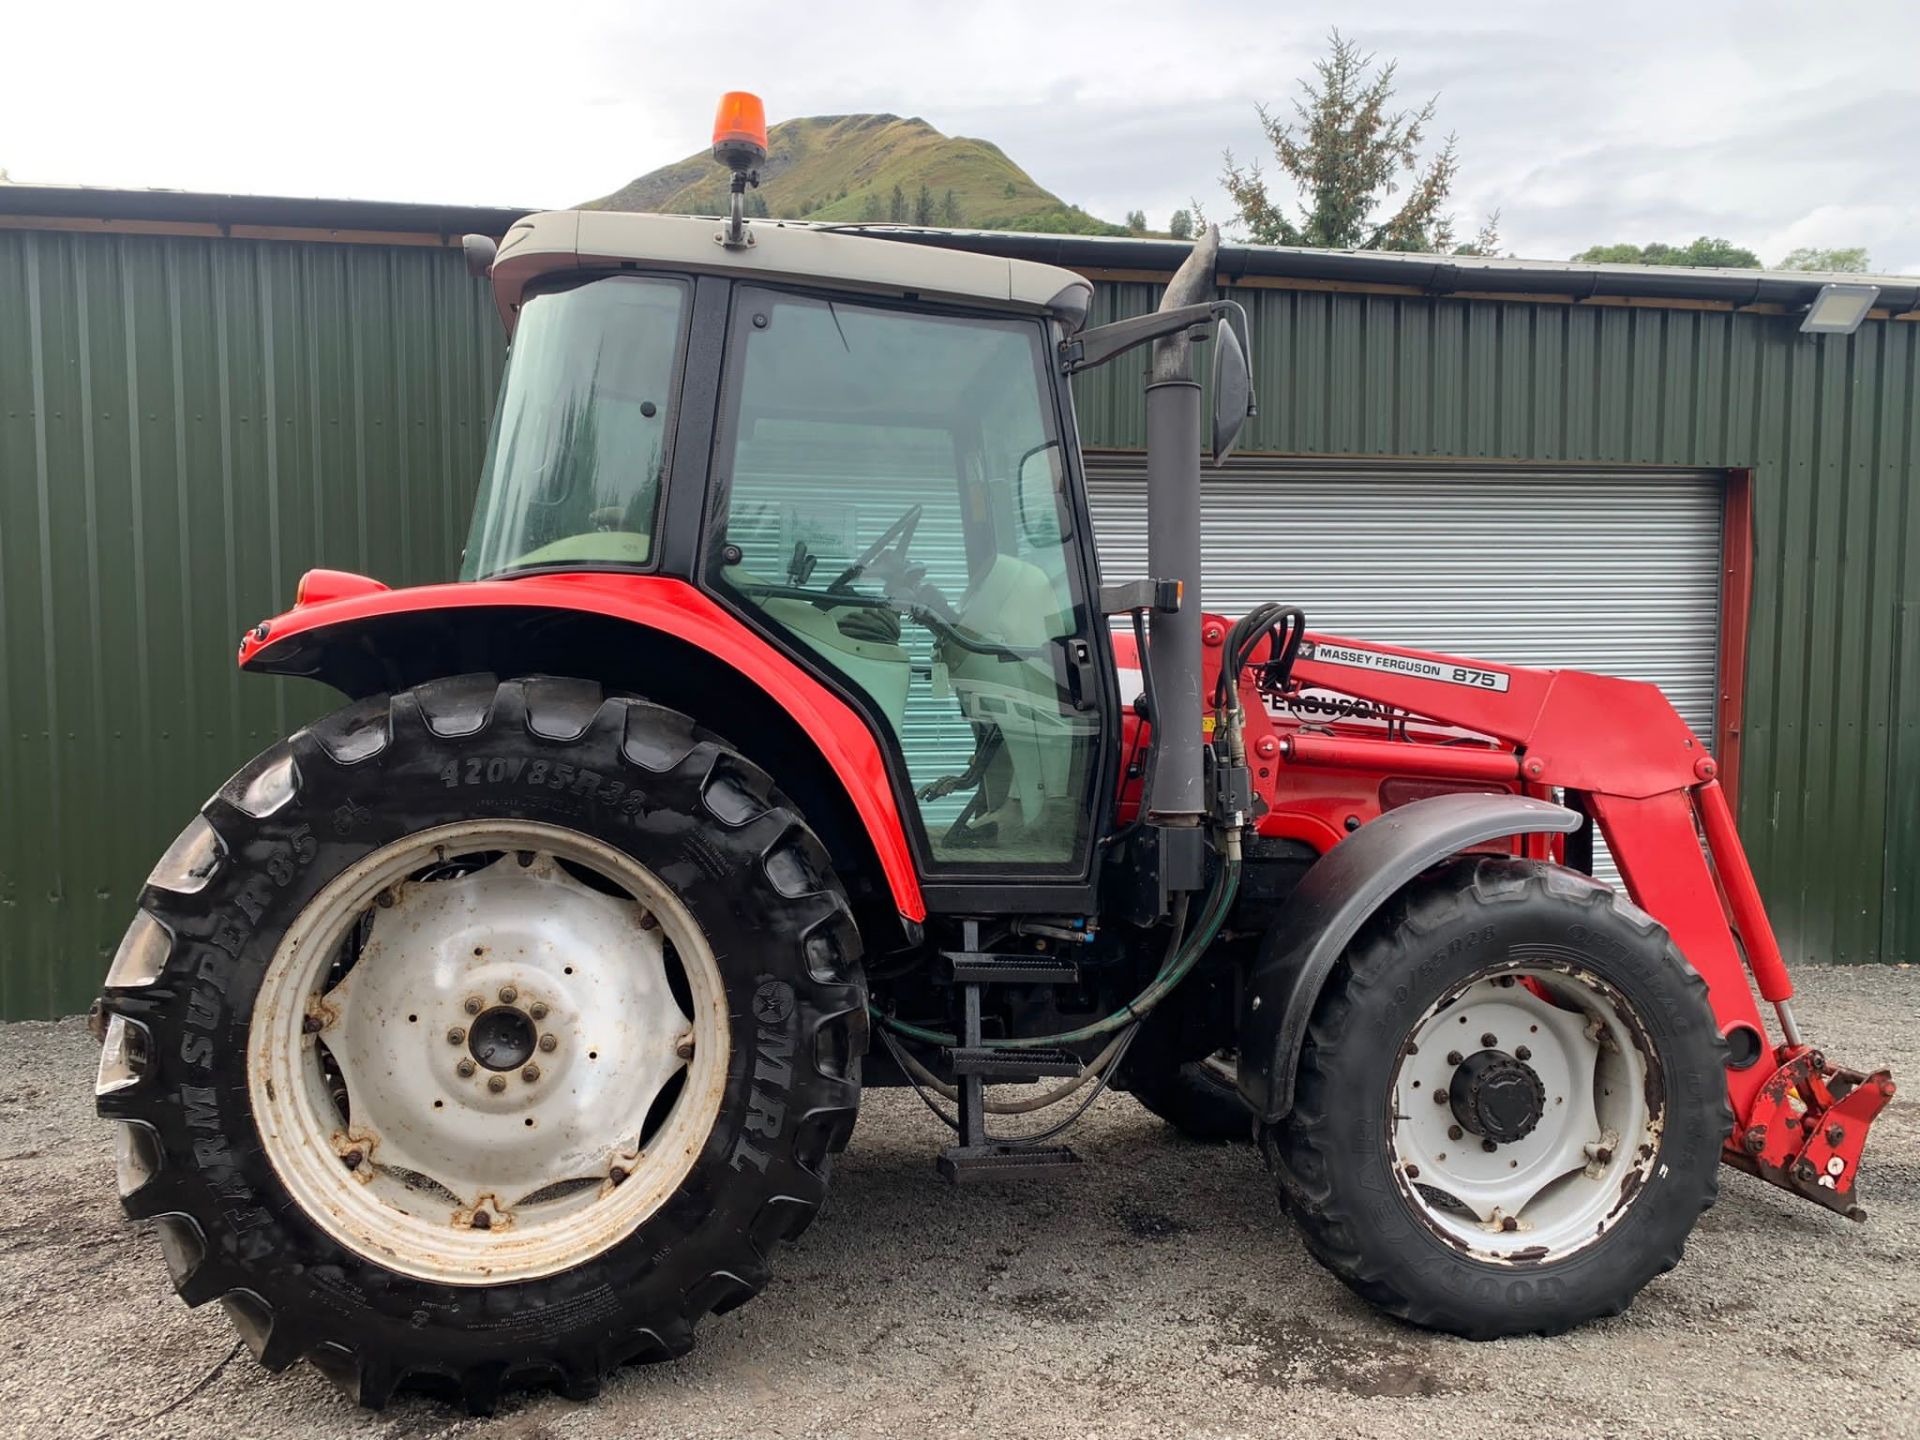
[712,288,1100,870]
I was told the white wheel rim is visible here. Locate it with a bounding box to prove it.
[248,820,729,1285]
[1388,963,1659,1261]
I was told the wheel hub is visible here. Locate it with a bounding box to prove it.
[468,1005,537,1072]
[1448,1049,1546,1143]
[1388,965,1658,1261]
[248,820,729,1286]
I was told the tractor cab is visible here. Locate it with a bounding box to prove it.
[452,114,1252,901]
[461,250,1104,868]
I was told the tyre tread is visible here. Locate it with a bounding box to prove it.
[94,674,868,1411]
[1264,856,1731,1340]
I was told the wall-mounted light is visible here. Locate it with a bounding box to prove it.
[1799,282,1880,336]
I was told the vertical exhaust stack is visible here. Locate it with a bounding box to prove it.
[1143,224,1220,869]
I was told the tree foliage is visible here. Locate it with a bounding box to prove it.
[1168,208,1193,240]
[1571,237,1761,268]
[1218,30,1496,254]
[1124,209,1148,234]
[941,188,963,226]
[1777,245,1871,273]
[913,183,936,226]
[888,183,909,223]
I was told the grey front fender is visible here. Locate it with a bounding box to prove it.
[1236,792,1583,1124]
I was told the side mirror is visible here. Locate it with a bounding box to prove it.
[462,234,498,279]
[1211,310,1255,465]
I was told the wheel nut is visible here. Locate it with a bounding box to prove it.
[1433,1089,1451,1105]
[498,985,518,1005]
[342,1149,363,1170]
[487,1074,507,1094]
[538,1033,558,1053]
[1501,1215,1519,1233]
[1481,1033,1498,1048]
[471,1209,492,1230]
[1403,1164,1420,1180]
[529,1001,549,1021]
[609,1165,629,1186]
[456,1058,476,1078]
[1482,1139,1498,1153]
[522,1064,540,1083]
[464,996,483,1016]
[1515,1045,1532,1062]
[1447,1125,1464,1141]
[674,1035,695,1061]
[446,1026,466,1046]
[1447,1051,1464,1067]
[302,1014,324,1035]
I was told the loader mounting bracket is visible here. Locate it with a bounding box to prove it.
[1725,1050,1896,1221]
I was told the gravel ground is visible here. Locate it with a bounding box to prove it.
[2,964,1916,1440]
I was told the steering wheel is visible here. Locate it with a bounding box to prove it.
[828,503,922,593]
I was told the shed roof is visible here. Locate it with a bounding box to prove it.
[4,183,1915,314]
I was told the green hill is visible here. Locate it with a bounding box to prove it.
[584,113,1127,234]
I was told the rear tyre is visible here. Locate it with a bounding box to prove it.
[93,675,867,1410]
[1264,857,1729,1340]
[1129,1054,1252,1142]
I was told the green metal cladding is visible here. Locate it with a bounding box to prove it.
[1,230,504,1018]
[0,230,1914,1017]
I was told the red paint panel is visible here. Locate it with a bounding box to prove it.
[240,572,926,922]
[1586,789,1769,1116]
[1288,631,1708,797]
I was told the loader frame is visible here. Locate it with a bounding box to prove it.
[1216,625,1896,1218]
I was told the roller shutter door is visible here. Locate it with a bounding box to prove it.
[1084,456,1724,876]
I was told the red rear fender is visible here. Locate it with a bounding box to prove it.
[240,571,925,922]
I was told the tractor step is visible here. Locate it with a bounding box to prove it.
[937,1143,1082,1182]
[946,951,1081,985]
[950,1046,1083,1081]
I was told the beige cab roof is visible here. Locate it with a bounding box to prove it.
[490,210,1092,331]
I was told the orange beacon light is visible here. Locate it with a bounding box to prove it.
[713,91,768,171]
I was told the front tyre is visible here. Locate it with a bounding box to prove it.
[93,676,867,1410]
[1265,857,1730,1339]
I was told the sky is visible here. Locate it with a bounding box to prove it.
[5,0,1918,273]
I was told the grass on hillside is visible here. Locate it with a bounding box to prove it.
[587,113,1131,235]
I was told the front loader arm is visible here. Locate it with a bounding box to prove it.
[1235,626,1895,1220]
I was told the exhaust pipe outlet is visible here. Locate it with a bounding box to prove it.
[1143,224,1220,850]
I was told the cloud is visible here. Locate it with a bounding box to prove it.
[2,0,1915,270]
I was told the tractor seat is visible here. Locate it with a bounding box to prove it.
[939,554,1078,854]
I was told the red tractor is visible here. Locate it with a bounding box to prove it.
[94,94,1893,1411]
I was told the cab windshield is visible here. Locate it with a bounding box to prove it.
[461,275,688,579]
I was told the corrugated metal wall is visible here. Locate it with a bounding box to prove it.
[0,230,504,1018]
[1083,459,1724,736]
[2,232,1915,1016]
[1073,282,1920,968]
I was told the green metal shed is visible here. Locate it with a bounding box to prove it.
[1,188,1915,1018]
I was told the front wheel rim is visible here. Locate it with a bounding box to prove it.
[248,820,730,1286]
[1387,960,1661,1262]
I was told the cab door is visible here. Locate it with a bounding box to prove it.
[703,283,1115,904]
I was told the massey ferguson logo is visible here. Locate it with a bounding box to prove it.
[1300,639,1511,693]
